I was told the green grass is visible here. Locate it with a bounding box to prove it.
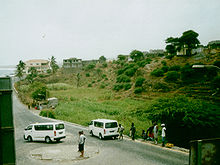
[50,87,153,137]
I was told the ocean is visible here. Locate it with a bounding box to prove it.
[0,68,16,77]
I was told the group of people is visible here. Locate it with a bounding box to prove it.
[77,122,166,157]
[142,122,166,146]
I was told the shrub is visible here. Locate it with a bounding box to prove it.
[134,87,143,94]
[213,61,220,68]
[124,83,132,90]
[86,64,95,70]
[161,66,169,73]
[166,54,175,60]
[102,63,108,68]
[32,86,47,101]
[135,77,146,87]
[100,83,106,89]
[102,74,107,78]
[86,73,90,77]
[113,84,124,91]
[161,60,167,66]
[39,110,56,119]
[116,74,131,83]
[169,65,181,71]
[146,96,220,148]
[153,82,170,92]
[212,76,220,89]
[151,69,164,77]
[165,71,180,82]
[125,68,136,77]
[117,69,124,75]
[88,84,92,87]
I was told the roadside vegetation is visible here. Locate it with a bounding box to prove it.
[15,30,220,148]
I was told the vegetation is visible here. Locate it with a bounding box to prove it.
[50,56,59,74]
[146,96,220,148]
[15,30,220,148]
[16,60,26,80]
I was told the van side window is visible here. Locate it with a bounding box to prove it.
[94,122,103,128]
[27,125,32,130]
[105,122,118,128]
[55,124,64,130]
[34,125,53,131]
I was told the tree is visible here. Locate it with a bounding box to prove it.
[165,30,200,56]
[50,56,59,74]
[130,50,144,62]
[76,73,81,88]
[32,85,47,101]
[179,30,200,55]
[99,56,106,63]
[26,67,37,83]
[16,60,26,80]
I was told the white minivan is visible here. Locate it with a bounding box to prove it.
[89,119,119,139]
[24,122,66,143]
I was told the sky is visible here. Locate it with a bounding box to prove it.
[0,0,220,66]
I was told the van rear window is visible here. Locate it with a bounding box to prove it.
[56,124,64,130]
[105,122,118,128]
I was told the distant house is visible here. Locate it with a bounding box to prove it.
[25,59,50,74]
[207,40,220,54]
[63,58,83,68]
[149,49,165,54]
[63,58,99,69]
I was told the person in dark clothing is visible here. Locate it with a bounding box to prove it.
[146,125,154,141]
[130,123,136,140]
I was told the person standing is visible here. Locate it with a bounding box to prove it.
[161,124,166,147]
[153,122,158,144]
[146,125,154,141]
[78,131,86,157]
[118,124,124,140]
[130,123,136,140]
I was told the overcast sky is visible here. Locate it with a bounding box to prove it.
[0,0,219,66]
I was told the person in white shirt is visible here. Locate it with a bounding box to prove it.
[153,122,158,144]
[78,131,86,157]
[161,124,166,147]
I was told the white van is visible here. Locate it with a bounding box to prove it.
[89,119,119,139]
[24,122,66,143]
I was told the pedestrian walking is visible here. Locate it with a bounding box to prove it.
[161,124,166,147]
[118,124,124,140]
[153,122,158,144]
[78,131,86,157]
[130,122,136,140]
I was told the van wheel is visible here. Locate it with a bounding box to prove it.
[45,136,51,143]
[27,136,32,142]
[90,131,94,136]
[99,133,103,140]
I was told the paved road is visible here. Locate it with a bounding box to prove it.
[13,93,189,165]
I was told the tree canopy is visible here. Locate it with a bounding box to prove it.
[50,56,59,74]
[130,50,144,62]
[16,60,26,79]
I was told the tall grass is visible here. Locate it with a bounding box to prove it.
[50,87,153,137]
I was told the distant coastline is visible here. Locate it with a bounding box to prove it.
[0,67,16,77]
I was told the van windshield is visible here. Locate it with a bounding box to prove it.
[55,123,65,130]
[105,122,118,128]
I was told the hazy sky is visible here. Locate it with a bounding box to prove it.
[0,0,219,66]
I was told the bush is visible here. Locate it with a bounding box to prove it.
[165,71,180,82]
[86,64,95,70]
[113,84,124,91]
[161,66,169,73]
[117,69,124,75]
[151,69,164,77]
[134,87,143,94]
[146,96,220,148]
[153,82,170,92]
[32,86,47,101]
[39,110,56,119]
[135,77,146,87]
[102,63,108,68]
[169,65,181,71]
[88,84,92,87]
[213,61,220,68]
[125,68,136,77]
[116,74,131,83]
[212,76,220,89]
[86,73,90,77]
[161,60,167,66]
[124,83,132,90]
[166,54,175,60]
[100,83,106,89]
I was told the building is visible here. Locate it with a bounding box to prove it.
[25,59,50,74]
[63,58,83,68]
[63,58,99,69]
